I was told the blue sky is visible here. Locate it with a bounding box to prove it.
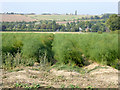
[1,2,118,15]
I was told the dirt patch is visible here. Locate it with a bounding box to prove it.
[50,69,80,77]
[84,63,100,70]
[1,64,119,88]
[1,15,36,22]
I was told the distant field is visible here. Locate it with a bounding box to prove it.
[1,14,101,23]
[1,15,37,22]
[27,15,95,21]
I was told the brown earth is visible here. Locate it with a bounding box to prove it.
[1,63,119,88]
[1,15,36,22]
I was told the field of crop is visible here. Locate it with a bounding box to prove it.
[2,33,54,69]
[53,33,118,68]
[1,33,119,69]
[27,15,94,21]
[1,15,37,22]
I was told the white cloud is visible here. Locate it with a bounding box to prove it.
[0,0,119,2]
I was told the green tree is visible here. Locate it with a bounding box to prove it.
[106,14,120,31]
[2,25,6,31]
[91,25,99,32]
[94,16,100,19]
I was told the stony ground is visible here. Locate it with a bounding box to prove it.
[1,63,119,89]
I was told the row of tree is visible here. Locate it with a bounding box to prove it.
[1,20,106,32]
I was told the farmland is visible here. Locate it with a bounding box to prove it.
[1,14,100,23]
[1,32,119,88]
[2,33,118,69]
[1,15,37,22]
[0,14,119,89]
[27,15,96,21]
[0,1,119,89]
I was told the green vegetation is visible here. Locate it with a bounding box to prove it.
[1,33,119,70]
[67,84,80,88]
[2,33,54,69]
[1,14,117,32]
[1,20,106,32]
[14,83,41,89]
[52,33,118,69]
[106,14,120,31]
[1,20,60,31]
[52,64,86,74]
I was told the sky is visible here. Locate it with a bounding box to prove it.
[0,0,119,2]
[0,1,119,15]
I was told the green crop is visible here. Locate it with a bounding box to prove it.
[1,33,119,70]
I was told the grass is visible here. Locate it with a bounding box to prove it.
[67,84,80,88]
[52,63,86,74]
[87,66,108,73]
[30,68,40,71]
[14,68,24,72]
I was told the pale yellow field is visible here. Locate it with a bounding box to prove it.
[26,15,96,21]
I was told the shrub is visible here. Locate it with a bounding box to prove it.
[98,31,102,34]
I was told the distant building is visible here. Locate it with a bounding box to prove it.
[75,10,77,15]
[70,13,74,15]
[105,27,110,32]
[27,13,36,15]
[56,29,59,32]
[118,1,120,16]
[79,27,82,32]
[52,13,60,15]
[85,27,90,32]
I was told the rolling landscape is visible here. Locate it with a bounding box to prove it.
[0,1,120,89]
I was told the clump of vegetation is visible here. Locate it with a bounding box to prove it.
[2,33,54,70]
[106,14,120,31]
[98,31,102,34]
[14,83,41,89]
[52,34,84,67]
[67,84,80,88]
[52,63,86,74]
[52,33,118,69]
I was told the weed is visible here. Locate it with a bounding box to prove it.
[30,75,38,79]
[61,84,65,88]
[14,83,41,88]
[87,85,92,89]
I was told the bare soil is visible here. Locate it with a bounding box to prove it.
[1,63,119,88]
[1,15,36,22]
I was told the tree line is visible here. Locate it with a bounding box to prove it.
[1,14,119,32]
